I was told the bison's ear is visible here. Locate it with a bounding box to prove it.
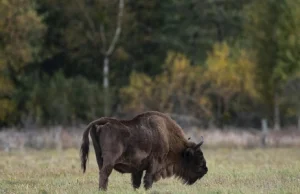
[183,148,194,162]
[194,136,204,150]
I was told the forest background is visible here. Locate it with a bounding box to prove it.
[1,0,300,133]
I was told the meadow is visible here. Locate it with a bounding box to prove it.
[0,147,299,194]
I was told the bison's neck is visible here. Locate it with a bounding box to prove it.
[154,152,185,182]
[164,142,195,182]
[163,156,189,183]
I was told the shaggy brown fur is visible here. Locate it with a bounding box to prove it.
[80,111,208,191]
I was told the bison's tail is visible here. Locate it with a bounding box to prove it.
[80,118,109,173]
[80,126,90,173]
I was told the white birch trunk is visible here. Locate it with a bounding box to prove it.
[274,92,280,131]
[103,56,110,116]
[297,112,300,131]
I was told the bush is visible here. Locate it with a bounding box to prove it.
[23,71,103,126]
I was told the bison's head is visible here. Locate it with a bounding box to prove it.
[181,136,208,185]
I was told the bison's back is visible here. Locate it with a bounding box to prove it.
[135,111,188,148]
[124,111,188,159]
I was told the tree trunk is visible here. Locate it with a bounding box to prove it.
[273,92,280,131]
[215,21,223,42]
[298,111,300,131]
[103,56,110,116]
[217,96,223,129]
[75,0,124,116]
[261,118,268,147]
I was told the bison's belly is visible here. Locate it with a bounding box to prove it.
[114,157,149,173]
[114,163,142,173]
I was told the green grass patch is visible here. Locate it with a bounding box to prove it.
[0,148,299,194]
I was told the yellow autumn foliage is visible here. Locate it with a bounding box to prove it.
[205,42,258,102]
[121,45,258,122]
[121,51,211,117]
[121,71,153,111]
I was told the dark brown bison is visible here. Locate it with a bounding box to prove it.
[80,111,208,191]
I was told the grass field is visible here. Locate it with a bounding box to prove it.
[0,148,299,194]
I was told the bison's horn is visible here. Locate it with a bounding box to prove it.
[195,136,204,149]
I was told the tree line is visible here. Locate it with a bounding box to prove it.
[0,0,300,130]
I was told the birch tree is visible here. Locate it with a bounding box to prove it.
[74,0,124,116]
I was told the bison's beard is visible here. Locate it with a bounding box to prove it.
[180,175,197,185]
[181,172,207,185]
[182,174,204,185]
[186,178,198,185]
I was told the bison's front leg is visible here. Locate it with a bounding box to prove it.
[131,171,143,189]
[143,160,159,190]
[143,172,153,190]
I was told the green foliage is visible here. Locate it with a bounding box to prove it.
[283,76,300,116]
[245,0,300,93]
[1,0,300,128]
[162,0,254,63]
[122,0,173,75]
[245,0,300,121]
[24,72,103,125]
[276,0,300,81]
[0,0,46,124]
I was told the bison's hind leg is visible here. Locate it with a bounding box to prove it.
[131,171,143,189]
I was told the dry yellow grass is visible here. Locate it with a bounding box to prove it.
[0,148,299,194]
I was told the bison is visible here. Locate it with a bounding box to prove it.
[80,111,208,191]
